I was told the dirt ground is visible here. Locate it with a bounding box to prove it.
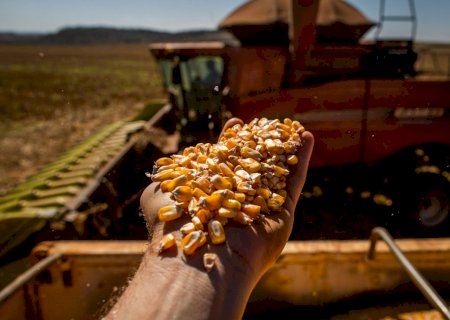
[0,44,164,195]
[0,103,147,195]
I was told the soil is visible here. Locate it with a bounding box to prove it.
[0,103,145,195]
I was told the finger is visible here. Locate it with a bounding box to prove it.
[285,131,314,213]
[218,117,244,140]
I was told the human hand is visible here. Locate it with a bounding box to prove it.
[107,118,313,320]
[140,117,314,282]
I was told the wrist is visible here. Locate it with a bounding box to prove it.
[141,248,255,320]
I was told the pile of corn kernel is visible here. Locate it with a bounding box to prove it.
[151,118,304,260]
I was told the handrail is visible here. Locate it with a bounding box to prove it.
[367,227,450,320]
[0,253,62,305]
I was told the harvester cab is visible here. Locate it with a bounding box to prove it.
[149,42,227,146]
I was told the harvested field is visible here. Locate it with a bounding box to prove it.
[0,44,164,194]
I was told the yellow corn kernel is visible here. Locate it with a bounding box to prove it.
[219,162,234,177]
[238,158,261,173]
[188,198,199,216]
[172,186,193,202]
[196,154,208,163]
[160,174,188,193]
[245,195,254,202]
[234,192,246,203]
[158,205,184,222]
[196,208,211,224]
[235,169,251,181]
[220,189,235,200]
[257,187,272,200]
[211,174,232,190]
[193,187,208,199]
[241,203,261,218]
[192,177,212,194]
[158,233,176,253]
[175,168,196,179]
[233,211,253,225]
[203,191,224,210]
[267,193,286,211]
[286,155,298,165]
[240,147,263,160]
[283,118,293,126]
[276,123,291,133]
[244,140,257,149]
[182,146,194,156]
[273,165,290,177]
[203,253,217,272]
[208,219,226,245]
[222,198,241,211]
[206,157,220,173]
[155,157,174,167]
[277,189,287,199]
[237,130,252,140]
[275,181,287,190]
[157,163,179,172]
[152,169,174,182]
[181,230,205,255]
[199,231,207,247]
[180,222,195,234]
[215,145,229,160]
[192,216,204,231]
[218,207,238,218]
[253,196,269,213]
[237,181,256,195]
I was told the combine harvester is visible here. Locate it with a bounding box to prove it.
[0,0,449,318]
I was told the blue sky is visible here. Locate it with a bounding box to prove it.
[0,0,449,43]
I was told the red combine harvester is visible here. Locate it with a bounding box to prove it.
[149,0,450,240]
[1,1,449,319]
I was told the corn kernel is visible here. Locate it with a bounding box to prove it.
[156,157,174,166]
[233,211,253,225]
[237,181,256,195]
[192,177,212,194]
[238,158,261,173]
[193,187,208,198]
[219,162,234,177]
[241,203,261,218]
[158,205,184,222]
[253,196,269,213]
[222,198,241,211]
[206,157,220,173]
[192,216,204,231]
[234,192,246,203]
[181,230,205,255]
[172,186,193,202]
[287,155,298,165]
[152,169,174,182]
[158,233,176,253]
[211,174,233,190]
[218,207,238,218]
[203,192,224,210]
[203,253,217,272]
[180,222,195,234]
[196,208,211,223]
[208,219,226,245]
[257,187,272,200]
[160,174,188,193]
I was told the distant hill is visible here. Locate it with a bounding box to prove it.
[0,26,239,45]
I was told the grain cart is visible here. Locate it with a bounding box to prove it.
[0,0,450,318]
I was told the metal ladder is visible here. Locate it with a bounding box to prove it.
[375,0,417,41]
[368,227,450,319]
